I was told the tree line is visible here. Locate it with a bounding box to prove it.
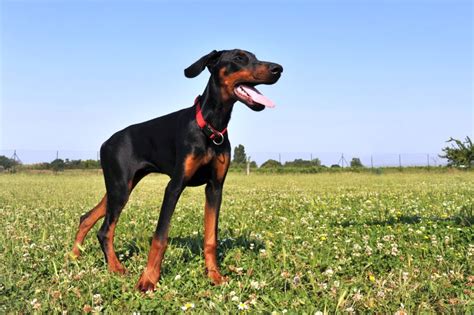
[0,158,100,172]
[1,136,472,172]
[231,137,473,171]
[233,145,371,170]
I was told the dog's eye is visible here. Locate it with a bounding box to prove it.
[233,55,247,63]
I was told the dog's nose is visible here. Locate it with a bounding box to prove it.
[269,63,283,74]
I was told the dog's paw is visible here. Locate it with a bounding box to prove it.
[70,243,84,259]
[208,270,228,286]
[136,272,159,293]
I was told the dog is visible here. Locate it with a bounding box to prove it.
[71,49,283,291]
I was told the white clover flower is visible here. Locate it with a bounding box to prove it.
[93,293,102,305]
[402,272,409,281]
[391,244,399,256]
[250,280,260,289]
[353,290,363,302]
[323,268,334,277]
[174,274,181,281]
[237,302,249,310]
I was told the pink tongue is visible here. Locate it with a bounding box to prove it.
[240,85,275,108]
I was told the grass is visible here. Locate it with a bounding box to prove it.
[0,171,473,313]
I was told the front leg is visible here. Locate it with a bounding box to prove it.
[136,153,207,292]
[204,153,230,285]
[204,182,228,285]
[136,177,185,292]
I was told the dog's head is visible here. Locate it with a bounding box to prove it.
[184,49,283,111]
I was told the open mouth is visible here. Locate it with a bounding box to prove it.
[233,84,275,108]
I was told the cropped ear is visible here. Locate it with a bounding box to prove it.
[184,50,221,78]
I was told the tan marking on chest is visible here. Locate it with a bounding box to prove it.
[184,150,214,180]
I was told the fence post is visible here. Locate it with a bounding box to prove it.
[246,157,250,175]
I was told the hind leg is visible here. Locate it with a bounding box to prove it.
[71,194,107,258]
[95,167,147,273]
[96,168,135,274]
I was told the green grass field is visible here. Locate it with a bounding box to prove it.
[1,171,473,313]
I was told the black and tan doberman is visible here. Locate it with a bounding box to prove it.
[71,49,283,292]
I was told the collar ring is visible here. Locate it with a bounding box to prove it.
[212,131,225,145]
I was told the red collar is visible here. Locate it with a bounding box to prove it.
[195,96,227,145]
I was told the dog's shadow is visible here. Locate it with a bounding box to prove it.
[117,234,265,264]
[170,234,266,263]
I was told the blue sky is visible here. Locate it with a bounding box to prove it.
[1,0,472,164]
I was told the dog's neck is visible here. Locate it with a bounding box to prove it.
[199,76,236,132]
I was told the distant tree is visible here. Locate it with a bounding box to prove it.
[61,159,101,169]
[50,159,65,172]
[233,144,247,164]
[440,136,474,167]
[65,159,82,169]
[311,158,322,167]
[0,155,19,170]
[330,164,341,168]
[82,159,101,169]
[350,157,364,168]
[285,158,321,167]
[261,159,282,168]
